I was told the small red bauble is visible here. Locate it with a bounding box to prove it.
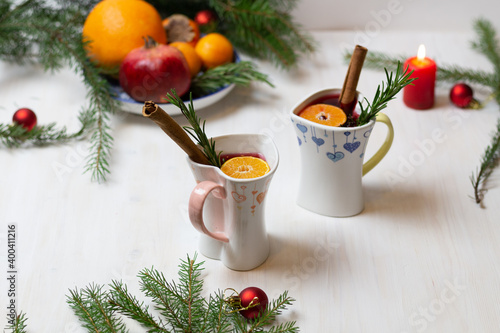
[450,83,474,108]
[13,108,37,131]
[239,287,268,320]
[194,10,217,26]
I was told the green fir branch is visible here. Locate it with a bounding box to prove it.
[177,254,206,329]
[0,120,88,148]
[108,279,168,332]
[67,284,128,333]
[204,291,232,332]
[357,61,416,126]
[0,0,118,182]
[166,90,222,167]
[208,0,316,68]
[191,61,274,96]
[139,267,187,330]
[16,254,298,332]
[351,50,498,88]
[471,117,500,205]
[472,18,500,77]
[7,312,28,333]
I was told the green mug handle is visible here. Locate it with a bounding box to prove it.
[362,113,394,176]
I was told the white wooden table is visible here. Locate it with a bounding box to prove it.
[1,31,499,332]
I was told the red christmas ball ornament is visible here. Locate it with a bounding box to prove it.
[194,9,217,26]
[450,83,475,108]
[13,108,37,131]
[239,287,268,320]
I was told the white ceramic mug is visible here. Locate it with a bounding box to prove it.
[187,134,279,271]
[290,88,394,217]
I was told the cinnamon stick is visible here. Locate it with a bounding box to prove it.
[142,101,211,165]
[339,45,368,121]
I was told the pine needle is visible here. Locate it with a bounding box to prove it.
[472,18,500,76]
[7,312,28,333]
[471,117,500,205]
[108,279,168,332]
[208,0,316,68]
[67,284,128,333]
[191,61,274,97]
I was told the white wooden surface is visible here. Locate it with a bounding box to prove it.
[1,30,500,332]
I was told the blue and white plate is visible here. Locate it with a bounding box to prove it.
[111,82,235,115]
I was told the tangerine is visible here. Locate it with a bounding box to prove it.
[82,0,167,71]
[299,104,347,127]
[169,42,202,77]
[195,33,234,69]
[220,156,270,179]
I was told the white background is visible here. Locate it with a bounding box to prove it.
[293,0,500,32]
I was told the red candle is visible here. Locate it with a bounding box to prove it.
[403,45,437,110]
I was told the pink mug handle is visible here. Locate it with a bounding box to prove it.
[188,181,229,243]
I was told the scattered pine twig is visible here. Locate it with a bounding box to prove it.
[471,118,500,205]
[0,120,88,148]
[351,50,498,88]
[8,312,28,333]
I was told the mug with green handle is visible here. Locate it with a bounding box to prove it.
[290,88,394,217]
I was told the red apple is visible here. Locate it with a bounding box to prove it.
[119,37,191,103]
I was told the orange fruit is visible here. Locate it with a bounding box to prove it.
[299,104,347,127]
[162,14,200,47]
[195,33,234,69]
[220,156,270,179]
[82,0,167,70]
[169,41,202,77]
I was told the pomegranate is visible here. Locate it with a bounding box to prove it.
[119,37,191,103]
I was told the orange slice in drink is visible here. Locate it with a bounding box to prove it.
[299,104,347,127]
[220,156,270,179]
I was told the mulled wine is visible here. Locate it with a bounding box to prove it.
[220,152,266,165]
[298,92,359,127]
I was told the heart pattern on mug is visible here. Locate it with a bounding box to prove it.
[326,151,344,162]
[256,191,267,204]
[296,124,308,133]
[344,141,361,153]
[231,192,246,203]
[312,136,325,147]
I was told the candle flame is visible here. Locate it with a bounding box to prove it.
[417,44,426,60]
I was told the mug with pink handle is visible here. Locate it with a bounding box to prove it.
[187,133,279,271]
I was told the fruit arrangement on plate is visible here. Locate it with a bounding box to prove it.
[82,0,239,114]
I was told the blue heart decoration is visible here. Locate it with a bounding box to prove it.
[296,124,308,133]
[344,131,351,137]
[326,151,344,162]
[344,141,361,153]
[312,136,325,147]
